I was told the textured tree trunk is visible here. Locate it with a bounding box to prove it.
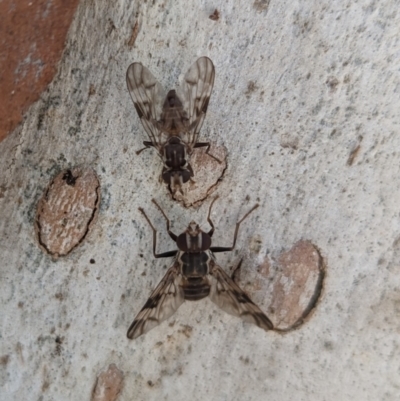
[1,1,399,400]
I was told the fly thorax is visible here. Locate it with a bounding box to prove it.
[164,139,186,168]
[180,252,209,277]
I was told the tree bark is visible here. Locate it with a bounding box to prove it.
[1,1,399,400]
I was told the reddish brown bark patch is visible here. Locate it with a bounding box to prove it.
[0,0,80,141]
[175,143,227,207]
[91,364,124,401]
[259,240,324,331]
[235,239,325,332]
[35,167,100,257]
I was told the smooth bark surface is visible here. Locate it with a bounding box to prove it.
[1,1,399,400]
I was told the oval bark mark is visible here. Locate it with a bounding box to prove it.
[35,167,100,257]
[176,143,227,207]
[259,240,324,331]
[91,364,124,401]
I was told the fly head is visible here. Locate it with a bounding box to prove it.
[162,169,192,195]
[176,222,212,252]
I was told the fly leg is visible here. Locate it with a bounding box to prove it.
[193,142,222,163]
[210,203,259,253]
[151,199,178,242]
[136,141,155,155]
[206,195,220,237]
[139,206,177,258]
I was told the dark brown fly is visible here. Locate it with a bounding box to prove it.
[209,9,220,21]
[127,197,273,339]
[126,57,219,196]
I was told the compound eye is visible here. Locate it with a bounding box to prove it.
[200,233,211,250]
[162,170,171,184]
[180,169,191,184]
[176,233,189,251]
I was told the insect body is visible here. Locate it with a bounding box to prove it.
[127,197,273,339]
[126,57,219,195]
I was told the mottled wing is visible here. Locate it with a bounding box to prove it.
[209,263,273,331]
[126,62,166,148]
[127,264,184,339]
[180,57,215,147]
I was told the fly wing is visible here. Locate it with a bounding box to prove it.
[126,62,166,149]
[127,264,184,339]
[209,263,273,331]
[179,57,215,147]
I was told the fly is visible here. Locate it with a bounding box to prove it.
[126,57,220,196]
[127,197,273,339]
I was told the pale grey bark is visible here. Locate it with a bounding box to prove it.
[1,1,399,400]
